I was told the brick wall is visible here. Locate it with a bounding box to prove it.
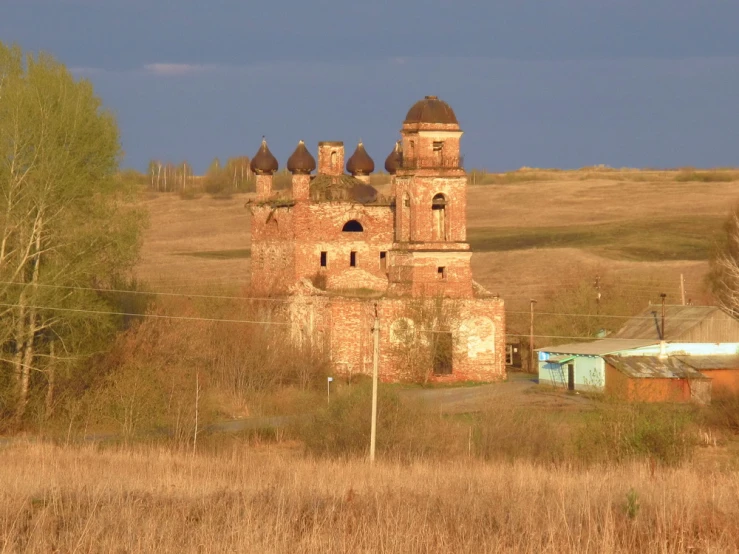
[311,295,506,383]
[292,203,394,291]
[388,250,473,299]
[250,205,295,294]
[317,142,344,176]
[292,174,311,202]
[393,175,467,243]
[256,174,273,201]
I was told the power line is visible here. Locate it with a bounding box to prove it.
[0,281,715,322]
[0,302,299,326]
[505,310,716,321]
[507,333,661,342]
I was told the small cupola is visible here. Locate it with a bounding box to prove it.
[346,141,375,176]
[287,140,316,174]
[250,138,279,175]
[384,141,402,174]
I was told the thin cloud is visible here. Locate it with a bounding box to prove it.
[143,63,220,76]
[70,66,107,76]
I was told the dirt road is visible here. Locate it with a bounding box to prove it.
[399,372,595,414]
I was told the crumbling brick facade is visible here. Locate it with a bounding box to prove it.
[248,96,506,383]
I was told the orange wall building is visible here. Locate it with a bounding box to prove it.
[248,97,505,383]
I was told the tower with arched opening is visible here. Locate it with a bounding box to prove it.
[247,96,505,384]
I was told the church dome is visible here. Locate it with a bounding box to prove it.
[346,141,375,175]
[250,138,279,175]
[384,142,402,174]
[404,95,458,125]
[286,140,316,174]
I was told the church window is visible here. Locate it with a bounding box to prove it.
[350,251,357,267]
[433,141,444,151]
[342,220,364,232]
[437,266,446,279]
[432,193,447,241]
[320,251,327,267]
[433,332,453,375]
[380,251,387,271]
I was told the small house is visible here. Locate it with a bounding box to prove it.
[537,339,658,391]
[603,355,711,404]
[614,305,739,342]
[538,340,739,403]
[675,355,739,397]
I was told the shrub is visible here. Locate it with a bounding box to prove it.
[295,382,463,460]
[472,407,569,464]
[575,404,695,466]
[700,393,739,435]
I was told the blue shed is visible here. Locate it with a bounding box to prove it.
[537,339,658,391]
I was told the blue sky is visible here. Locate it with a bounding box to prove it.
[3,0,739,173]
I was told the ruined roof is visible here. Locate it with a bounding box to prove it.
[384,142,402,174]
[613,305,737,340]
[250,138,279,175]
[603,355,708,380]
[286,140,316,174]
[677,355,739,370]
[346,142,375,175]
[309,174,379,204]
[537,339,659,356]
[404,95,458,125]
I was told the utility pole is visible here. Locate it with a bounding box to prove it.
[680,274,686,306]
[594,275,601,315]
[370,305,380,464]
[529,299,537,373]
[660,293,667,340]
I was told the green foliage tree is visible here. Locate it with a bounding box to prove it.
[0,42,144,423]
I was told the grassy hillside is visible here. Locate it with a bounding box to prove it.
[134,169,739,312]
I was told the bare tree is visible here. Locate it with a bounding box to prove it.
[709,204,739,315]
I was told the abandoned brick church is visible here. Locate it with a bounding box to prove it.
[248,96,505,382]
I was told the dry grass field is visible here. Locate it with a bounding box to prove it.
[2,442,739,553]
[6,169,739,553]
[135,169,739,311]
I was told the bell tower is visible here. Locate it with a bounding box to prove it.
[388,96,472,298]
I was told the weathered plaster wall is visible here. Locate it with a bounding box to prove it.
[312,296,505,383]
[250,205,295,295]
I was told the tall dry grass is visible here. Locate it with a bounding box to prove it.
[1,441,738,553]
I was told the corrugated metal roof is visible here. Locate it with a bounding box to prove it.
[537,339,659,356]
[678,355,739,370]
[604,355,708,380]
[547,355,575,364]
[613,305,733,340]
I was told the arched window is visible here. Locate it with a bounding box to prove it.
[342,220,364,232]
[432,193,447,240]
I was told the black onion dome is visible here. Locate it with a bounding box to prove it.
[286,140,316,174]
[384,142,402,174]
[250,138,279,175]
[346,141,375,175]
[404,95,458,125]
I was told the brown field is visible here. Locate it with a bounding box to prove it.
[8,170,739,553]
[2,442,739,553]
[135,169,739,311]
